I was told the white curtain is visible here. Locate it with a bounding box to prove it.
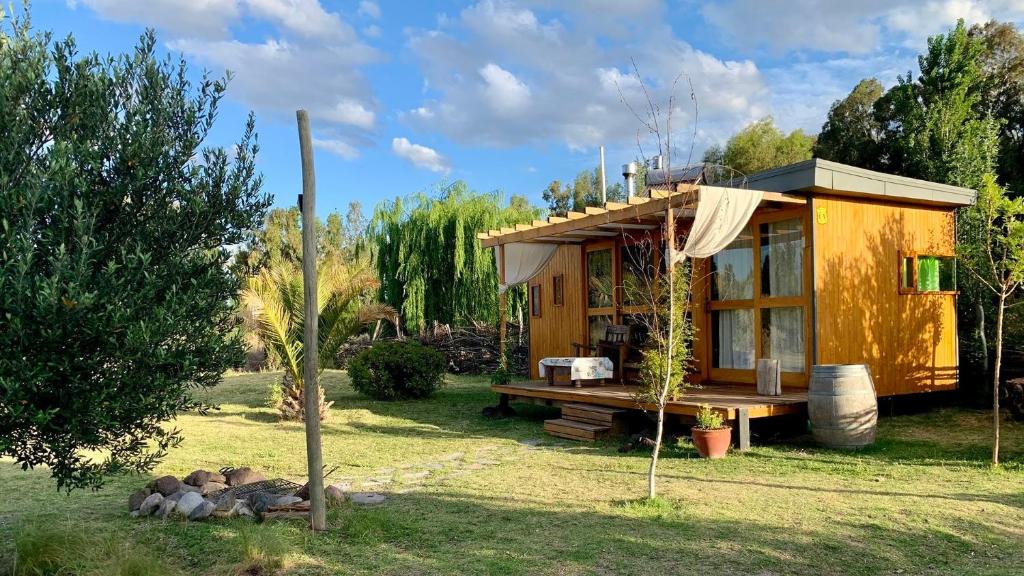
[496,242,559,293]
[717,309,755,369]
[675,186,763,262]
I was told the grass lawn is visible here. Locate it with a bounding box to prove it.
[1,371,1022,575]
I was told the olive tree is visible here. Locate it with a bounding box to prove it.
[0,14,269,490]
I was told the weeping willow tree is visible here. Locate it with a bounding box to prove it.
[369,181,540,334]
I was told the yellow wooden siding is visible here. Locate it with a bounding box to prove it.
[812,196,958,396]
[528,245,585,379]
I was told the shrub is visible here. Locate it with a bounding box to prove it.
[694,404,726,430]
[348,341,445,400]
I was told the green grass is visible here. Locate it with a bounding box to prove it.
[1,371,1022,575]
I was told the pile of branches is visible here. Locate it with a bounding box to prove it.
[335,321,528,376]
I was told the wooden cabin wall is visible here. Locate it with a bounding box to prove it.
[811,195,958,396]
[527,245,585,379]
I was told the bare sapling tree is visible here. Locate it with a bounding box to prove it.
[617,61,701,499]
[959,174,1024,466]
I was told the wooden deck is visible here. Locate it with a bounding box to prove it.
[491,381,808,420]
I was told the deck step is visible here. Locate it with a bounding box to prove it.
[561,403,627,425]
[543,418,610,441]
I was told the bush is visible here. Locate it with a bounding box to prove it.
[348,341,445,400]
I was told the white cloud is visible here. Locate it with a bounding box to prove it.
[313,138,359,159]
[69,0,240,39]
[245,0,348,39]
[479,63,532,114]
[363,24,382,38]
[391,137,451,173]
[358,0,381,19]
[702,0,1024,55]
[75,0,382,159]
[405,0,766,153]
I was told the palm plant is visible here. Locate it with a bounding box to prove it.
[242,260,397,421]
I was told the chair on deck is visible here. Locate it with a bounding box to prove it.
[572,324,633,384]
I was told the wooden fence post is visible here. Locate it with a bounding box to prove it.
[296,109,327,532]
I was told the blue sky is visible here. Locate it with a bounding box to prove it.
[34,1,1024,216]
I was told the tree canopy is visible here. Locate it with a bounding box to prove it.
[0,18,269,489]
[542,166,625,215]
[369,182,540,333]
[815,78,885,169]
[703,117,815,176]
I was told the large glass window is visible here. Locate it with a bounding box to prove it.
[587,249,613,308]
[760,218,803,298]
[712,309,755,369]
[761,307,805,372]
[621,242,654,306]
[711,227,754,300]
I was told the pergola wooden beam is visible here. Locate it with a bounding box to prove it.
[478,186,805,247]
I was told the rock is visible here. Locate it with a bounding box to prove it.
[200,481,229,496]
[138,493,164,516]
[325,485,345,503]
[179,483,201,494]
[149,475,181,496]
[349,492,386,506]
[250,492,280,515]
[183,469,227,487]
[156,499,177,519]
[128,489,150,512]
[237,504,255,517]
[175,491,205,517]
[273,495,303,507]
[294,482,310,500]
[224,467,266,487]
[165,491,185,504]
[129,510,141,518]
[188,500,216,521]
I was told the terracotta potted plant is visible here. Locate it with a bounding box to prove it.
[691,404,731,458]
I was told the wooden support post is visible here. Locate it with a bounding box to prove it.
[736,408,750,451]
[497,244,507,365]
[296,109,326,532]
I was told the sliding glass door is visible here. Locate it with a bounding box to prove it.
[707,209,810,386]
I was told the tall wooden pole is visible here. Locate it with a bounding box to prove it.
[497,244,507,361]
[296,109,327,531]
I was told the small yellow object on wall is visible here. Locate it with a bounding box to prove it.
[816,206,828,225]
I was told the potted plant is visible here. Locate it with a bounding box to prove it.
[691,404,731,458]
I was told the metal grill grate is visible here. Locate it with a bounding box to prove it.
[207,478,302,506]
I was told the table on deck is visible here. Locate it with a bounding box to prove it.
[538,357,614,388]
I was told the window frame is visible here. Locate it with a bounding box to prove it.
[898,250,958,295]
[552,274,564,307]
[529,283,542,318]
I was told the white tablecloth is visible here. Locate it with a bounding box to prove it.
[539,357,614,381]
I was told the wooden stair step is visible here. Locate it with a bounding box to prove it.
[543,418,610,441]
[562,403,627,425]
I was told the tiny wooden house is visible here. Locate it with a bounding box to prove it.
[480,159,973,398]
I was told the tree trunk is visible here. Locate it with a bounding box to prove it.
[992,292,1005,466]
[648,404,665,499]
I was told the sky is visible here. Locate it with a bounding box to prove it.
[30,0,1024,216]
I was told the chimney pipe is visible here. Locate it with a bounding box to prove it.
[599,146,607,204]
[622,161,637,198]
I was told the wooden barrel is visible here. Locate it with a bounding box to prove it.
[808,364,878,449]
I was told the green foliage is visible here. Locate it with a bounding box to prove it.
[232,526,293,576]
[874,20,1000,191]
[541,167,626,215]
[241,259,395,420]
[705,117,814,176]
[961,175,1024,291]
[0,14,269,489]
[970,20,1024,193]
[635,262,695,406]
[815,78,885,168]
[348,340,446,400]
[369,181,540,333]
[694,404,726,430]
[232,201,366,280]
